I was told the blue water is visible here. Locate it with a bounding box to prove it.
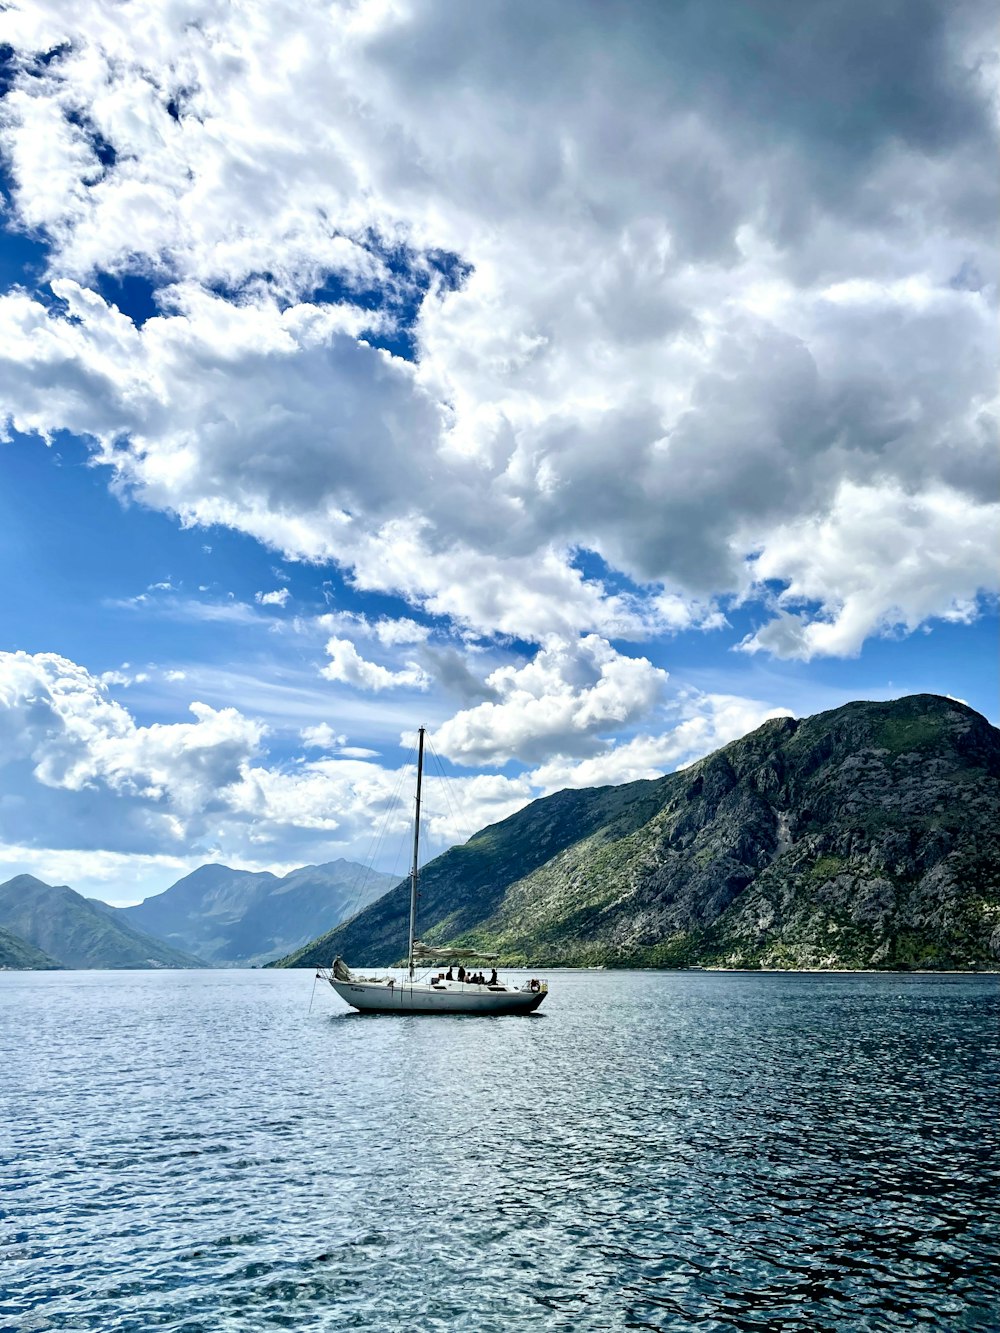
[1,969,998,1331]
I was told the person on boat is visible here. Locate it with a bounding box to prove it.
[446,967,454,981]
[457,965,466,982]
[489,968,498,986]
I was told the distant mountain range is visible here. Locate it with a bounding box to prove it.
[120,860,398,965]
[6,696,998,973]
[0,875,205,969]
[0,858,399,969]
[277,695,1000,972]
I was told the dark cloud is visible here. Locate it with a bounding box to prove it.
[0,0,994,653]
[370,0,997,253]
[414,645,500,705]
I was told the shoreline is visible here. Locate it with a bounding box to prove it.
[4,963,998,976]
[696,966,1000,975]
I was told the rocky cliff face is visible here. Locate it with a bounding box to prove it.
[278,695,1000,971]
[576,695,1000,969]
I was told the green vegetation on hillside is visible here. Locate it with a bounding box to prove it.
[0,925,62,970]
[0,875,207,969]
[273,695,1000,973]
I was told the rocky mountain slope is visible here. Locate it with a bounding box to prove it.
[0,875,206,969]
[0,924,62,970]
[277,695,1000,971]
[120,859,397,965]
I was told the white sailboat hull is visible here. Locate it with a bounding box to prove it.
[312,724,551,1015]
[326,975,547,1015]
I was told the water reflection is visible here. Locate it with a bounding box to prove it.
[0,969,997,1330]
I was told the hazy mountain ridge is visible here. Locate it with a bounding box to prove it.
[121,859,398,965]
[0,875,206,969]
[277,696,1000,971]
[0,923,62,970]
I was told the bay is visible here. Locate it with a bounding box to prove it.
[1,969,998,1331]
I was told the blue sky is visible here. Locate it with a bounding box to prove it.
[0,1,996,905]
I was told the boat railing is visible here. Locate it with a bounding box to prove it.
[320,965,549,994]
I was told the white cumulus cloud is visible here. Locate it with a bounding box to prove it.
[527,691,794,793]
[321,638,430,692]
[256,588,291,608]
[0,0,991,657]
[740,482,1000,660]
[431,635,669,766]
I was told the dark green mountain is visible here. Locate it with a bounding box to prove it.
[0,924,62,970]
[276,695,1000,972]
[120,859,397,965]
[0,875,206,969]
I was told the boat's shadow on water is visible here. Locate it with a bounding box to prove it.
[325,1010,545,1022]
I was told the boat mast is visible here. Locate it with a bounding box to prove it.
[406,726,425,980]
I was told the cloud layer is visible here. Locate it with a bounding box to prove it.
[0,648,785,899]
[0,2,995,897]
[0,0,994,655]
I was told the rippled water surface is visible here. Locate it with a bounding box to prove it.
[2,969,998,1331]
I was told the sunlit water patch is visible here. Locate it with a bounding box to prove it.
[1,969,998,1331]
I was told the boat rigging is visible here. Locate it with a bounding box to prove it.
[316,726,549,1015]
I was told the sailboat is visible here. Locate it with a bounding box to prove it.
[316,727,548,1015]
